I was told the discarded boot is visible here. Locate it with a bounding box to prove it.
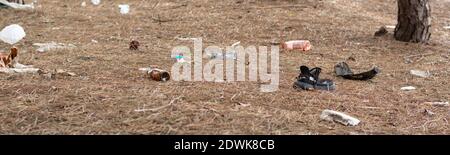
[293,66,336,91]
[335,62,380,80]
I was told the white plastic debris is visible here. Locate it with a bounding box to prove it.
[56,69,76,76]
[0,0,34,10]
[410,70,431,78]
[139,67,154,73]
[423,109,435,116]
[118,4,129,14]
[91,0,100,5]
[0,63,40,74]
[425,102,449,107]
[385,25,396,29]
[91,39,98,43]
[401,86,416,91]
[444,26,450,30]
[0,24,26,45]
[81,1,87,7]
[320,110,360,126]
[33,42,76,52]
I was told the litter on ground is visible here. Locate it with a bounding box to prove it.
[118,4,130,14]
[401,86,416,91]
[293,65,335,91]
[140,67,170,81]
[33,42,77,52]
[91,0,100,5]
[335,62,380,81]
[281,40,311,51]
[425,101,449,107]
[0,0,34,10]
[320,110,360,126]
[0,47,41,74]
[410,70,431,78]
[0,24,26,45]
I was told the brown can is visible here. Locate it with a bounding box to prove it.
[148,69,170,81]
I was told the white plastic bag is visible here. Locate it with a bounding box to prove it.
[118,4,130,14]
[0,24,26,45]
[91,0,100,5]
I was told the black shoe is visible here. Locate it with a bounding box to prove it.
[335,62,380,81]
[293,66,336,91]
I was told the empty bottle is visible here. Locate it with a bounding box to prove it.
[148,68,170,81]
[281,40,312,51]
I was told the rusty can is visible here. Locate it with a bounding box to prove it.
[148,68,170,81]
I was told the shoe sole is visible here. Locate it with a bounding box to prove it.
[294,81,335,91]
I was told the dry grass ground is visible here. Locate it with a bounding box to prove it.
[0,0,449,134]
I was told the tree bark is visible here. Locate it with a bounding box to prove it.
[394,0,431,43]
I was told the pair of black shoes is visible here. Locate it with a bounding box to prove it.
[293,66,336,91]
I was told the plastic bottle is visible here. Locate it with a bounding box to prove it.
[281,40,312,51]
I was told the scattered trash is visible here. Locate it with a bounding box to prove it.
[91,39,98,43]
[0,47,17,68]
[118,4,130,14]
[281,40,311,51]
[423,109,435,116]
[0,66,40,74]
[335,62,380,81]
[320,109,360,126]
[444,26,450,30]
[139,67,170,81]
[293,66,335,91]
[0,47,41,74]
[91,0,100,5]
[56,69,76,76]
[206,41,240,60]
[33,42,76,52]
[81,1,86,7]
[374,26,388,37]
[129,40,140,50]
[0,0,34,10]
[0,24,26,45]
[39,69,76,79]
[410,70,431,78]
[385,25,396,29]
[425,101,449,107]
[400,86,416,91]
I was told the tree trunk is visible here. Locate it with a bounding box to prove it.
[394,0,431,43]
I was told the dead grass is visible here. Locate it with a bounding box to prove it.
[0,0,449,135]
